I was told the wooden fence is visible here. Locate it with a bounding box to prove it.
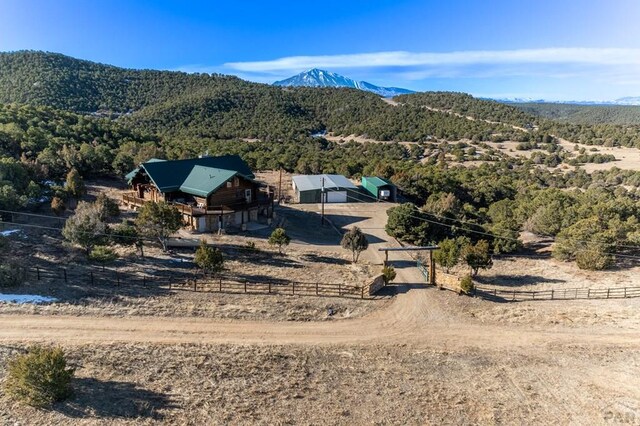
[11,264,374,300]
[474,285,640,302]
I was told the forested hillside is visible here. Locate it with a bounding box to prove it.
[0,50,244,112]
[0,51,537,143]
[395,92,537,128]
[512,102,640,125]
[1,50,640,269]
[396,91,640,148]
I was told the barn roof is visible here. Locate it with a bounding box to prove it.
[363,176,394,188]
[292,174,358,192]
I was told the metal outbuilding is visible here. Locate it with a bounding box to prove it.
[292,174,359,203]
[361,176,397,201]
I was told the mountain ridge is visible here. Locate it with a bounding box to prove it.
[273,68,414,97]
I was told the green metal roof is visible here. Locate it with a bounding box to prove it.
[124,168,139,183]
[125,155,255,195]
[363,176,393,188]
[179,166,237,198]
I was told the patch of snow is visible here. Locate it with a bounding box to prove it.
[169,257,190,263]
[0,294,58,304]
[0,229,22,237]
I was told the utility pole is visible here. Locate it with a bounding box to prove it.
[321,177,325,225]
[278,168,283,204]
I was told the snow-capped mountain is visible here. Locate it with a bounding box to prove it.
[499,96,640,106]
[614,97,640,106]
[273,69,414,97]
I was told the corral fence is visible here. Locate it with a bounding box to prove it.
[431,266,640,302]
[10,264,381,300]
[473,285,640,302]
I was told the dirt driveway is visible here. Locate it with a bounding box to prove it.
[283,202,416,269]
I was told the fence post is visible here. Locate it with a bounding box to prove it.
[193,278,197,292]
[36,267,40,281]
[587,288,591,298]
[90,271,94,285]
[607,288,610,299]
[292,282,295,296]
[339,283,342,297]
[219,278,222,292]
[268,282,271,294]
[551,289,554,300]
[512,290,516,301]
[244,280,247,293]
[624,287,627,298]
[361,286,365,299]
[143,275,146,287]
[316,282,319,296]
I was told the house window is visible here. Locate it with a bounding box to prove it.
[244,189,252,202]
[226,181,232,188]
[234,177,240,187]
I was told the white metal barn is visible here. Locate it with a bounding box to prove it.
[291,174,359,203]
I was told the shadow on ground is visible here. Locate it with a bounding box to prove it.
[474,274,566,287]
[301,253,350,265]
[56,378,176,420]
[376,283,429,296]
[387,260,419,269]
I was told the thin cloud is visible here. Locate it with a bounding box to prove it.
[223,48,640,73]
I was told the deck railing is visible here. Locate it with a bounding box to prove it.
[123,192,272,216]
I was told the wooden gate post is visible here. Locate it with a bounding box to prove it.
[429,251,436,285]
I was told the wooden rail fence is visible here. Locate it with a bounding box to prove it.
[474,285,640,302]
[10,264,373,300]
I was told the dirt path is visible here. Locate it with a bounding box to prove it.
[1,285,639,349]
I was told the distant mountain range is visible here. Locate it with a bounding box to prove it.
[499,97,640,106]
[273,68,415,97]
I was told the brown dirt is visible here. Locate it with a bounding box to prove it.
[1,341,637,425]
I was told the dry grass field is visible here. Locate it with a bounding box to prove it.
[0,332,638,424]
[1,226,382,321]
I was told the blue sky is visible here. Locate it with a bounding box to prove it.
[1,0,640,100]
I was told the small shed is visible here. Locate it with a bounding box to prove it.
[361,176,397,202]
[292,174,359,203]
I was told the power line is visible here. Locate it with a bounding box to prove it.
[0,220,152,243]
[328,190,640,261]
[332,187,640,250]
[0,209,67,221]
[3,191,640,259]
[347,186,640,247]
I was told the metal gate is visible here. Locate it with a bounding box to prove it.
[417,259,429,283]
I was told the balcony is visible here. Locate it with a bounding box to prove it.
[123,192,272,217]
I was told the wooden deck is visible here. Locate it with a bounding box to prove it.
[122,193,271,217]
